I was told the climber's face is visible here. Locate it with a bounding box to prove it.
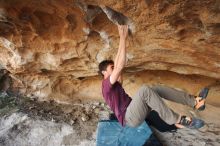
[102,64,114,78]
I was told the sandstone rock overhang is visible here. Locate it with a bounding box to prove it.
[0,0,219,105]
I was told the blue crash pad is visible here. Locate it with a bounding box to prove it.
[96,120,152,146]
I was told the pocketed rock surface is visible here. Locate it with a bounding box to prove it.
[0,0,219,103]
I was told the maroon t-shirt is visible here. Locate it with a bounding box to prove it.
[102,76,132,126]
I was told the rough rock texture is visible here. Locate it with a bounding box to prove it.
[0,113,96,146]
[0,0,220,107]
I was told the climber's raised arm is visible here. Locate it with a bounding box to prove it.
[110,25,128,85]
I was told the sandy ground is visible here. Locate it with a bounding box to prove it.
[0,92,220,146]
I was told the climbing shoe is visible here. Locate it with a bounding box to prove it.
[196,87,209,111]
[179,116,204,129]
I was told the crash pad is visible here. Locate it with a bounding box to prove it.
[96,120,153,146]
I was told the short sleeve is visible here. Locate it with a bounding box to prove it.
[103,76,112,92]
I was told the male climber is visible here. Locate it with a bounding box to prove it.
[99,25,209,129]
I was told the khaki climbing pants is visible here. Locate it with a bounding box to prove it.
[125,85,195,127]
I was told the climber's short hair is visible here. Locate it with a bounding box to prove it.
[98,60,114,76]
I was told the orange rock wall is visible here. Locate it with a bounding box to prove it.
[0,0,219,106]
